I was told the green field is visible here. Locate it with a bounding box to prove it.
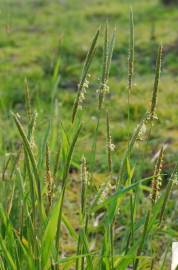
[0,0,178,269]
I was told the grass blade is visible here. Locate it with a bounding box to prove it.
[13,113,43,219]
[133,211,150,270]
[0,236,17,270]
[56,123,82,251]
[41,199,62,270]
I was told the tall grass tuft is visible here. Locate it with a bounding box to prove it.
[0,16,174,270]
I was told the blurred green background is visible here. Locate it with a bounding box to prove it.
[0,0,178,176]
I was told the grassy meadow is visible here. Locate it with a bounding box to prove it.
[0,0,178,269]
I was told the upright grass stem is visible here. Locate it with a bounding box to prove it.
[89,110,101,174]
[80,156,88,222]
[106,112,115,175]
[24,78,32,122]
[76,156,89,270]
[128,8,134,94]
[53,142,61,179]
[118,116,147,186]
[127,8,134,139]
[106,112,112,174]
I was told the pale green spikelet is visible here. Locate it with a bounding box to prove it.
[150,145,164,205]
[78,74,90,110]
[81,155,88,221]
[45,144,53,212]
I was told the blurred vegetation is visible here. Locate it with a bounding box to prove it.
[161,0,178,5]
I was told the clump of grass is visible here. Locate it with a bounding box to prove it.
[0,14,175,270]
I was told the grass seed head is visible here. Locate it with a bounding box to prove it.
[151,145,164,205]
[72,28,100,122]
[78,75,90,110]
[148,44,163,123]
[45,144,53,212]
[128,7,134,93]
[98,24,116,109]
[81,156,88,219]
